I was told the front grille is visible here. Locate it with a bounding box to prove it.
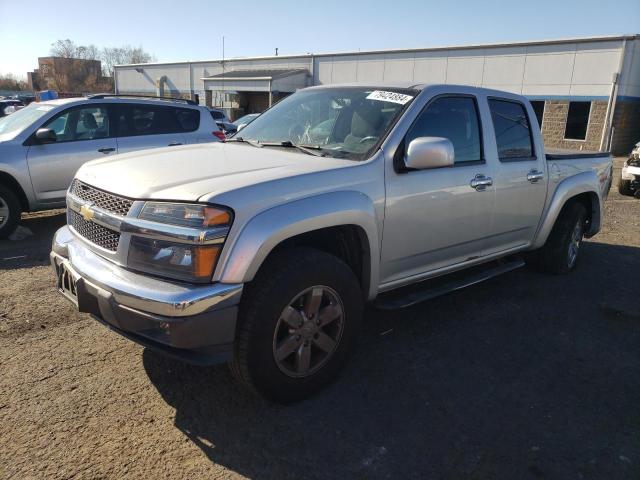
[70,210,120,252]
[70,179,134,217]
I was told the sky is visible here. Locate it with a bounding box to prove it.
[1,0,639,77]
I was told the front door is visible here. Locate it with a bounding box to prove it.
[26,105,117,203]
[380,95,496,288]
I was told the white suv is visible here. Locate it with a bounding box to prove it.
[0,95,224,237]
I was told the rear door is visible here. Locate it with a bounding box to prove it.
[114,103,195,153]
[26,104,117,203]
[482,98,547,253]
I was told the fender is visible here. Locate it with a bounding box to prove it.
[531,170,602,249]
[0,162,36,211]
[217,190,381,300]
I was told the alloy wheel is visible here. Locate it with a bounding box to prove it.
[567,220,583,268]
[272,286,345,378]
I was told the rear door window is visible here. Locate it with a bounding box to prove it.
[118,105,199,136]
[488,99,534,161]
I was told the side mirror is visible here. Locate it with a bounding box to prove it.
[405,137,454,170]
[35,128,57,144]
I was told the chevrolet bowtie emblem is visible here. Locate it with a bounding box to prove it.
[80,204,95,221]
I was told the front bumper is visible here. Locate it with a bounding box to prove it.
[51,226,243,365]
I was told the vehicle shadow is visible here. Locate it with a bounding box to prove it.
[143,241,639,479]
[0,210,66,270]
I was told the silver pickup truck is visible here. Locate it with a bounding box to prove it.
[51,84,612,402]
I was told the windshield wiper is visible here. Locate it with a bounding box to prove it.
[259,140,327,157]
[226,137,262,148]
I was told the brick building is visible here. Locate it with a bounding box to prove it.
[27,57,103,93]
[114,34,640,154]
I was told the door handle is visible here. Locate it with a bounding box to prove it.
[527,169,545,183]
[168,142,183,146]
[97,147,115,154]
[470,174,493,191]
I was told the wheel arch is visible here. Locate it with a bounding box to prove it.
[0,170,29,212]
[217,191,380,300]
[532,171,602,249]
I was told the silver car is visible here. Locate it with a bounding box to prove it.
[0,95,223,237]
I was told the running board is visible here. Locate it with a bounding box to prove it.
[373,257,525,310]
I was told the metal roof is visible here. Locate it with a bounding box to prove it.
[202,68,309,81]
[115,34,639,68]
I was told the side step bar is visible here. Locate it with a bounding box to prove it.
[373,257,525,310]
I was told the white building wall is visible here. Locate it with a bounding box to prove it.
[115,36,636,101]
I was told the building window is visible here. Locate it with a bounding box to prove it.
[530,101,545,128]
[564,101,591,141]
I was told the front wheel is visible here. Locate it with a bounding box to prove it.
[618,177,632,196]
[0,185,21,239]
[230,247,363,403]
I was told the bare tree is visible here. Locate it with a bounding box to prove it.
[0,73,27,91]
[101,45,155,77]
[50,39,78,58]
[46,39,155,92]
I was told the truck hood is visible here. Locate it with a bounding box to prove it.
[76,142,355,201]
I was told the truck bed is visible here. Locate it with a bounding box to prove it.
[545,148,611,161]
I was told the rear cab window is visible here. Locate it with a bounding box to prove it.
[488,99,535,161]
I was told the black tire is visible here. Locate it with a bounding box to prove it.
[230,247,363,403]
[0,185,21,239]
[618,177,632,196]
[527,202,587,274]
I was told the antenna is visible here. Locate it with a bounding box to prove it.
[222,36,225,110]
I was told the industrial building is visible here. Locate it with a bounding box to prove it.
[114,34,640,154]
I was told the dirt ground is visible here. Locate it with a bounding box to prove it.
[1,158,638,479]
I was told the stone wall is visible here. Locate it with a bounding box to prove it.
[540,100,607,151]
[611,98,640,155]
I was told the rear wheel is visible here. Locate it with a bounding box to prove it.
[230,247,363,403]
[0,185,21,239]
[618,177,632,196]
[527,202,587,274]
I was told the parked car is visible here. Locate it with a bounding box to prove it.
[51,84,612,402]
[233,113,260,132]
[0,99,24,118]
[619,141,640,198]
[0,94,224,237]
[14,94,36,105]
[208,107,236,136]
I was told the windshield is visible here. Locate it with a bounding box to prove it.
[234,113,259,125]
[233,87,416,160]
[0,103,55,137]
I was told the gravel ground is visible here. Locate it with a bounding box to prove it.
[0,158,638,479]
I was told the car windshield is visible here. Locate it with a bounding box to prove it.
[232,87,416,160]
[0,102,55,137]
[234,113,258,125]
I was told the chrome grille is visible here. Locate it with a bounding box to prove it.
[70,210,120,252]
[70,179,134,217]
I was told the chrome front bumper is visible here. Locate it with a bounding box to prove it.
[51,226,243,365]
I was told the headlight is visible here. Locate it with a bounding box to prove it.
[139,202,231,228]
[128,237,221,282]
[129,202,232,282]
